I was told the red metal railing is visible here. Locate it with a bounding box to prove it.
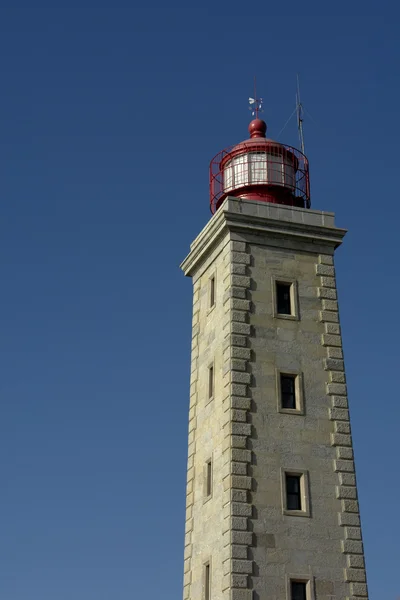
[209,141,310,214]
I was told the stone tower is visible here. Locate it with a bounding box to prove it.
[180,118,368,600]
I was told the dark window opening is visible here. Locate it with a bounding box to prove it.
[286,474,302,511]
[281,374,296,409]
[210,276,215,307]
[206,460,212,497]
[208,366,214,399]
[277,282,292,315]
[204,564,210,600]
[291,580,307,600]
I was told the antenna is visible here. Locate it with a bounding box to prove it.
[296,74,305,154]
[249,76,263,118]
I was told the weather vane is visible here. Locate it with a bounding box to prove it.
[248,76,263,118]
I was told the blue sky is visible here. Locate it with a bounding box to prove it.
[0,3,399,599]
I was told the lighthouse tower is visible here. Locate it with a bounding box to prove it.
[180,115,368,600]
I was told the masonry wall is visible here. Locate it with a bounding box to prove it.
[184,232,231,600]
[181,198,369,600]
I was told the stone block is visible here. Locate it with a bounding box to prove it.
[330,371,346,383]
[231,241,247,252]
[231,322,251,336]
[231,397,251,410]
[231,435,248,448]
[223,573,248,588]
[231,335,248,347]
[231,371,251,384]
[332,397,349,409]
[231,502,253,517]
[341,499,359,513]
[325,358,344,371]
[336,486,357,500]
[230,409,248,422]
[316,263,335,276]
[231,298,251,311]
[328,346,343,359]
[321,276,336,288]
[334,459,355,473]
[345,569,366,583]
[230,383,247,397]
[231,589,252,600]
[231,448,252,463]
[330,408,350,421]
[230,422,251,436]
[231,559,253,574]
[231,275,251,288]
[337,447,354,460]
[231,251,251,265]
[319,254,334,265]
[342,540,364,554]
[318,287,337,300]
[231,346,251,359]
[331,433,352,447]
[322,299,339,311]
[339,473,356,486]
[231,545,248,559]
[230,475,252,489]
[231,489,248,503]
[345,527,362,540]
[347,555,365,569]
[320,309,339,323]
[231,531,253,545]
[322,334,342,347]
[339,513,360,527]
[231,516,248,530]
[231,311,248,324]
[327,383,347,395]
[231,263,247,275]
[350,583,368,596]
[231,462,248,475]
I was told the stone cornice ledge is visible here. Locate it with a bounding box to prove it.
[181,197,347,277]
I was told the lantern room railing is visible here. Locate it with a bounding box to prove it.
[209,141,310,214]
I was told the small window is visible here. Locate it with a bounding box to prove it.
[206,459,212,497]
[281,374,296,409]
[282,469,310,517]
[277,282,292,315]
[291,581,307,600]
[209,276,215,308]
[208,365,214,400]
[204,563,211,600]
[286,474,302,511]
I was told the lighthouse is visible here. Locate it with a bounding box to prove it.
[180,111,369,600]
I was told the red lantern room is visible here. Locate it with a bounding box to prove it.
[209,118,310,214]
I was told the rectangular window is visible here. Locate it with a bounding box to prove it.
[276,282,292,315]
[208,365,214,400]
[204,563,211,600]
[281,374,296,409]
[209,276,215,308]
[206,459,212,497]
[286,474,302,511]
[291,580,307,600]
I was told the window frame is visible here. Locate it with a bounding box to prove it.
[208,273,216,312]
[281,468,311,517]
[276,369,304,415]
[207,363,214,402]
[286,576,315,600]
[204,561,211,600]
[272,276,299,321]
[204,457,213,501]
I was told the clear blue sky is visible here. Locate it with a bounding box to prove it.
[0,3,398,599]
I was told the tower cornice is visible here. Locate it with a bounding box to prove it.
[181,197,347,278]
